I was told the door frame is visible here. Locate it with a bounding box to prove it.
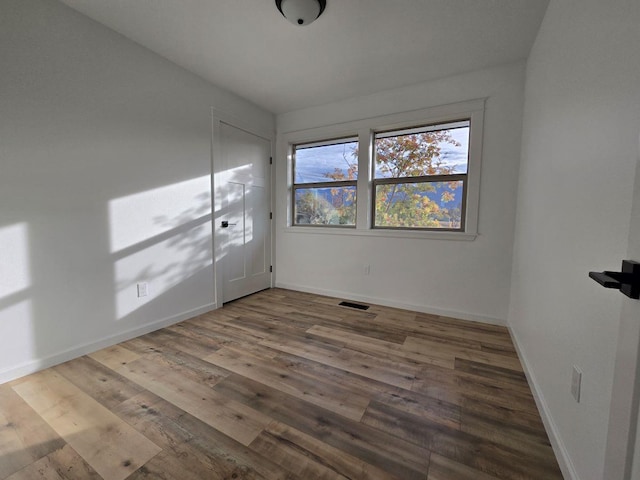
[211,108,275,308]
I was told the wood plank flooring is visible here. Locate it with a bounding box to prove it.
[0,288,564,480]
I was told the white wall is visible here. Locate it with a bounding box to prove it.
[0,0,274,383]
[275,63,526,324]
[508,0,640,479]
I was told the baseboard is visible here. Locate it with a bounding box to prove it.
[508,326,580,480]
[0,302,217,385]
[275,282,504,326]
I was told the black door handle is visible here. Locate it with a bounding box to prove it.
[220,221,237,228]
[589,260,640,299]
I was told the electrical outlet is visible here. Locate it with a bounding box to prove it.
[363,264,370,276]
[137,282,148,298]
[571,366,582,402]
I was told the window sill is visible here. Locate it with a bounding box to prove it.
[282,226,478,241]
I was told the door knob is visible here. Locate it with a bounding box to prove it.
[589,260,640,299]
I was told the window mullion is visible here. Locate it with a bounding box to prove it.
[356,128,372,230]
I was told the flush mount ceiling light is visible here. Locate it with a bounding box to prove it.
[275,0,326,26]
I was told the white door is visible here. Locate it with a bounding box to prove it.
[604,133,640,480]
[627,139,640,479]
[215,121,271,303]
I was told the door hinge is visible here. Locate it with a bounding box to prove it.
[270,266,273,273]
[270,212,273,220]
[270,156,273,165]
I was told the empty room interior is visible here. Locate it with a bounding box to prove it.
[1,1,640,479]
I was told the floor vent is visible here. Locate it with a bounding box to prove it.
[338,301,370,310]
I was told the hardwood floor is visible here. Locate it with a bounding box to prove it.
[0,288,563,480]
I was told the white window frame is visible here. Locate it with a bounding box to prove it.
[282,98,485,241]
[291,136,359,227]
[371,119,471,231]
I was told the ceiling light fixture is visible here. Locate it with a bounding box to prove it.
[275,0,326,26]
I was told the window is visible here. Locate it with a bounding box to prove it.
[373,120,470,230]
[285,99,484,238]
[292,137,358,226]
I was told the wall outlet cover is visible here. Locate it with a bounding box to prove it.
[137,282,149,298]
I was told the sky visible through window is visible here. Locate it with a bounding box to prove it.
[294,140,358,183]
[294,127,469,184]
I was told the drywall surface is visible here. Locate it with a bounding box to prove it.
[508,0,640,479]
[275,63,526,323]
[0,0,273,382]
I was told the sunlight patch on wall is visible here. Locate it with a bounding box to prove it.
[109,176,213,320]
[109,176,211,253]
[0,223,31,299]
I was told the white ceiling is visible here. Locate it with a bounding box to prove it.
[60,0,550,114]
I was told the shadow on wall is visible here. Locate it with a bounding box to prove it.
[0,222,36,373]
[111,164,253,323]
[0,174,216,382]
[109,177,214,321]
[0,0,268,384]
[0,160,259,383]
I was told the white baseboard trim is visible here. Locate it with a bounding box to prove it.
[275,282,505,326]
[508,326,579,480]
[0,302,217,385]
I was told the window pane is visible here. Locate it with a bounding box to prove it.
[294,187,356,226]
[295,140,358,184]
[374,125,469,179]
[374,181,464,229]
